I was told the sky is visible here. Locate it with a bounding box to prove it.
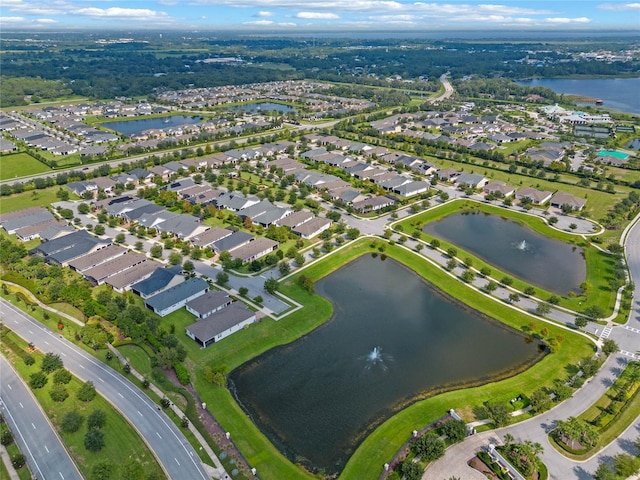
[1,0,639,31]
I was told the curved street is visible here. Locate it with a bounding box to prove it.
[0,299,210,480]
[0,354,83,480]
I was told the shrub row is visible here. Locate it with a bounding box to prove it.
[174,362,191,386]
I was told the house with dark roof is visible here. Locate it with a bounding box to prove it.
[550,192,586,211]
[106,261,158,293]
[191,227,233,249]
[229,237,278,263]
[82,252,148,285]
[31,229,110,266]
[211,231,253,254]
[483,181,515,197]
[292,217,332,239]
[0,207,55,236]
[186,290,232,319]
[145,277,208,317]
[352,196,396,213]
[215,192,260,212]
[186,302,256,347]
[454,173,489,189]
[515,187,553,205]
[131,266,184,299]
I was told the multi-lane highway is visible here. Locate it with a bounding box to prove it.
[0,299,210,480]
[0,354,83,480]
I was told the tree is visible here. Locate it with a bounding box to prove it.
[442,419,467,443]
[60,411,83,433]
[346,227,360,240]
[614,453,640,478]
[483,401,510,427]
[115,233,125,243]
[150,244,163,258]
[500,276,514,286]
[484,280,498,292]
[77,380,97,402]
[446,258,458,271]
[508,293,520,304]
[294,253,305,266]
[49,384,69,402]
[401,460,422,480]
[11,453,25,470]
[574,316,588,328]
[536,302,551,316]
[524,286,536,296]
[584,305,605,320]
[602,339,618,356]
[168,252,183,265]
[216,271,229,285]
[238,286,248,296]
[446,247,457,258]
[1,430,13,446]
[29,371,48,389]
[547,295,561,305]
[278,261,291,275]
[529,388,552,413]
[593,463,617,480]
[430,238,441,249]
[182,260,194,272]
[84,429,105,452]
[461,270,475,282]
[93,224,105,236]
[413,432,445,461]
[41,352,63,373]
[87,409,107,430]
[264,278,279,294]
[91,461,115,480]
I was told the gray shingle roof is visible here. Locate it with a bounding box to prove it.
[131,266,183,297]
[145,277,208,312]
[186,302,255,344]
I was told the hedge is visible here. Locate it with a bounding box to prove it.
[173,362,190,386]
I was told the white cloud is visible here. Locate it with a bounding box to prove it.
[75,7,169,20]
[257,10,273,16]
[242,19,274,25]
[296,11,340,19]
[36,18,57,23]
[277,21,296,26]
[545,17,591,24]
[0,16,26,22]
[158,0,179,5]
[598,2,640,10]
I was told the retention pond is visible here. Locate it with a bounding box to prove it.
[229,254,544,474]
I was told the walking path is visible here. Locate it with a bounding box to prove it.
[107,344,230,479]
[0,445,20,480]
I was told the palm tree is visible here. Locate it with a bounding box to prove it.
[503,433,514,447]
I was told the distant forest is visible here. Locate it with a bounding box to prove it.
[1,33,638,106]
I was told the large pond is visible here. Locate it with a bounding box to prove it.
[224,101,296,114]
[100,115,204,135]
[517,78,640,115]
[229,255,544,474]
[422,211,586,295]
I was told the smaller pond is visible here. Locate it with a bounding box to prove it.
[224,102,296,114]
[422,211,586,295]
[100,115,204,135]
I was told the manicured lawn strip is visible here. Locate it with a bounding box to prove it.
[0,422,32,480]
[0,331,166,480]
[396,199,617,314]
[0,186,79,215]
[117,344,153,376]
[177,239,594,480]
[0,152,50,180]
[49,302,85,322]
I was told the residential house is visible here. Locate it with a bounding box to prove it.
[292,217,332,239]
[515,187,553,205]
[229,237,279,263]
[131,266,185,299]
[185,302,256,347]
[186,290,232,319]
[550,192,586,211]
[145,277,208,317]
[483,181,515,197]
[454,173,489,189]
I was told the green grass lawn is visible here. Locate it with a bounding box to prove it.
[49,302,85,322]
[158,239,595,480]
[0,186,79,215]
[117,344,154,376]
[0,152,50,180]
[1,331,165,480]
[395,199,618,315]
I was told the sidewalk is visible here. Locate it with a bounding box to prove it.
[107,345,229,479]
[0,445,20,480]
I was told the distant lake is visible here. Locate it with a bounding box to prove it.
[423,211,586,295]
[517,78,640,115]
[224,102,295,114]
[100,115,204,135]
[230,254,544,474]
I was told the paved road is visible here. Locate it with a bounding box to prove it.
[0,299,211,480]
[0,354,83,480]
